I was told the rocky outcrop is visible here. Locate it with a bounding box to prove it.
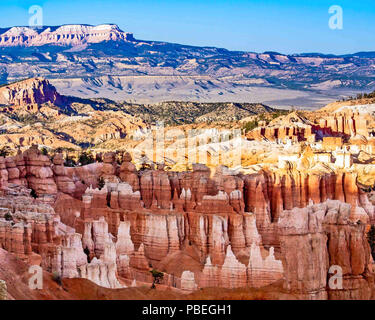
[79,234,124,289]
[247,244,284,288]
[198,242,283,289]
[51,232,87,278]
[140,165,172,210]
[65,162,103,199]
[5,157,21,185]
[319,112,369,137]
[100,152,119,183]
[0,157,8,189]
[247,111,371,143]
[115,221,134,256]
[220,245,247,288]
[53,216,124,289]
[23,146,57,203]
[119,152,140,191]
[0,78,62,107]
[109,182,143,211]
[0,189,55,261]
[181,271,198,292]
[0,220,32,258]
[52,153,75,195]
[278,200,374,300]
[79,256,124,289]
[0,147,369,240]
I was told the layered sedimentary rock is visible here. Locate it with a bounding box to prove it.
[110,182,143,211]
[14,152,28,186]
[0,220,32,258]
[79,256,124,289]
[0,186,85,275]
[0,145,375,298]
[100,152,119,183]
[79,217,124,288]
[0,188,55,261]
[279,200,373,300]
[219,245,247,288]
[116,221,134,256]
[52,153,75,195]
[5,157,21,185]
[65,162,103,199]
[23,146,57,203]
[199,243,283,289]
[247,244,284,288]
[51,231,87,278]
[319,112,369,137]
[181,271,198,292]
[82,216,112,258]
[0,78,62,107]
[73,154,375,296]
[0,183,125,289]
[247,111,371,143]
[119,152,140,191]
[0,147,369,242]
[0,24,135,47]
[48,215,125,289]
[0,157,8,189]
[140,165,172,210]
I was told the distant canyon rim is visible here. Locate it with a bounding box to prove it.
[0,24,374,109]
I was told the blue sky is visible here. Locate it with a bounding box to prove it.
[1,0,374,54]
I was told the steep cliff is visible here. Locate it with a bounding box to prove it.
[0,78,62,107]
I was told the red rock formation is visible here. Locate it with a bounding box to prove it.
[0,190,55,260]
[65,162,103,199]
[0,146,374,298]
[23,146,57,203]
[14,151,27,186]
[0,78,62,107]
[5,157,21,185]
[52,153,75,195]
[219,245,247,288]
[279,200,373,299]
[0,221,32,258]
[0,157,8,189]
[100,152,119,183]
[119,152,140,191]
[247,244,283,288]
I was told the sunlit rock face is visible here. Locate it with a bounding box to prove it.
[0,145,375,299]
[0,78,62,106]
[0,24,134,47]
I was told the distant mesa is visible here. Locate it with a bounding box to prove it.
[0,24,135,47]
